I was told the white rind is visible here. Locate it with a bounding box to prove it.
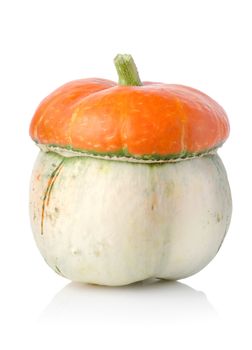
[29,151,232,286]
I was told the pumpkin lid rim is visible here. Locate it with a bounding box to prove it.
[36,142,221,164]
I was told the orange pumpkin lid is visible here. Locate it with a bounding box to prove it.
[30,54,229,162]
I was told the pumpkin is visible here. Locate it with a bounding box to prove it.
[29,54,232,286]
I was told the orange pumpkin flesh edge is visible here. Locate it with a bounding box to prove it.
[30,58,229,160]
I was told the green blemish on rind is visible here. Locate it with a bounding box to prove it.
[41,159,64,235]
[35,140,222,163]
[55,265,62,274]
[216,213,223,223]
[165,182,175,197]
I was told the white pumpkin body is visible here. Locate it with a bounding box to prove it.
[30,151,232,286]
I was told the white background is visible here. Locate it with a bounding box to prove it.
[0,0,251,349]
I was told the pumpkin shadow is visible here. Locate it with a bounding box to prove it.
[39,279,217,325]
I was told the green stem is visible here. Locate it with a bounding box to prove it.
[114,54,142,86]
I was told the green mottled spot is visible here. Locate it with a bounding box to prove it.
[55,265,62,274]
[216,213,223,223]
[98,162,110,173]
[165,182,175,197]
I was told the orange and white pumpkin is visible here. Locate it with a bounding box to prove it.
[29,55,232,286]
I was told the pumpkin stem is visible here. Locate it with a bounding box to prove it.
[114,54,142,86]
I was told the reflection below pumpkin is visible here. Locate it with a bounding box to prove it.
[39,279,217,325]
